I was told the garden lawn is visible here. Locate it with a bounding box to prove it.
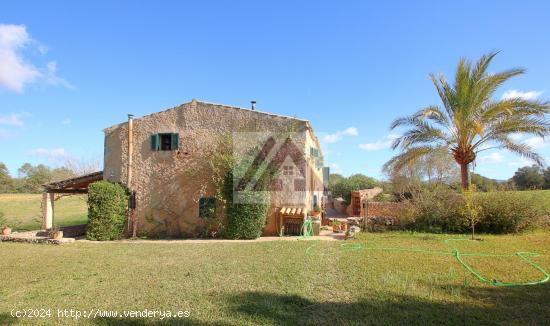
[1,231,549,325]
[0,194,87,231]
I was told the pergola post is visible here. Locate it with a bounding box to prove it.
[42,192,54,230]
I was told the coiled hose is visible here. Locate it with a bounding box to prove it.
[304,237,549,287]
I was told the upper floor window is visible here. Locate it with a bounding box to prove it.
[283,165,294,176]
[151,133,179,151]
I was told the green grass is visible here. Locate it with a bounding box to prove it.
[1,231,549,325]
[0,194,88,230]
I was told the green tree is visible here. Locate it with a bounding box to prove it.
[331,174,379,204]
[385,52,550,190]
[544,167,550,190]
[0,162,13,193]
[327,173,344,191]
[470,172,503,192]
[17,163,54,193]
[511,165,545,190]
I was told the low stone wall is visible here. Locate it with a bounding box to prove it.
[366,202,403,218]
[60,224,87,238]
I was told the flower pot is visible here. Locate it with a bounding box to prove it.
[332,224,340,233]
[50,230,63,240]
[341,223,348,232]
[310,211,322,217]
[2,227,11,235]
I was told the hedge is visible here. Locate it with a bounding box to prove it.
[223,171,269,239]
[399,189,546,234]
[86,181,129,240]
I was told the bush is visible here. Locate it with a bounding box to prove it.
[223,171,269,240]
[87,181,129,240]
[473,192,543,233]
[399,189,546,234]
[399,188,468,233]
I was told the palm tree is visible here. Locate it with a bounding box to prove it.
[385,52,550,190]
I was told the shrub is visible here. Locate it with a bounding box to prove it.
[399,188,469,233]
[473,192,544,233]
[223,171,269,240]
[87,181,129,240]
[398,188,546,234]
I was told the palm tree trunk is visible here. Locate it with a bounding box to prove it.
[460,163,469,190]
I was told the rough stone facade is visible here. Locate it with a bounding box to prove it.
[103,100,325,237]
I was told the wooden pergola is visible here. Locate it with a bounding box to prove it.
[42,171,103,230]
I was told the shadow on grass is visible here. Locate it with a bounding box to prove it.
[5,283,549,325]
[225,283,550,325]
[89,318,227,326]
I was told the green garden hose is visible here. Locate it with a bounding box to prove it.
[301,219,314,237]
[304,237,549,287]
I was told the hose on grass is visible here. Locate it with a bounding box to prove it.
[304,237,549,287]
[300,219,314,238]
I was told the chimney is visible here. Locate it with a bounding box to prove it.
[127,113,134,189]
[251,100,256,110]
[127,113,135,236]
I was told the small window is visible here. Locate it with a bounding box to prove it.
[310,147,319,158]
[283,165,294,176]
[199,197,216,219]
[151,133,179,151]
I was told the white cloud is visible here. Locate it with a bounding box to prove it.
[329,163,343,174]
[44,61,73,88]
[507,157,532,167]
[0,24,71,92]
[322,127,358,144]
[359,133,400,151]
[501,90,543,100]
[524,136,546,149]
[29,147,69,163]
[509,133,524,141]
[479,152,504,163]
[0,113,24,126]
[61,118,72,126]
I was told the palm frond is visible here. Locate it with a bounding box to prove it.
[383,146,444,174]
[492,136,545,166]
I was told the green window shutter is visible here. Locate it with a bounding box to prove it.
[323,167,330,184]
[310,147,318,158]
[171,133,179,150]
[150,134,160,151]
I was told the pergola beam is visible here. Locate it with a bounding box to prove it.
[45,189,89,194]
[41,171,103,230]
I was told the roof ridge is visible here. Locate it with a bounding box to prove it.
[192,99,308,122]
[103,99,309,131]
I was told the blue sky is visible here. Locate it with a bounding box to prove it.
[1,1,549,180]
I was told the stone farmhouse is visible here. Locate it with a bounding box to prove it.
[98,99,328,237]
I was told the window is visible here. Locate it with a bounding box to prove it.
[310,147,319,158]
[283,165,294,176]
[199,197,216,219]
[151,133,179,151]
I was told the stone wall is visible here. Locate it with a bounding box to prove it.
[366,202,403,218]
[103,100,324,238]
